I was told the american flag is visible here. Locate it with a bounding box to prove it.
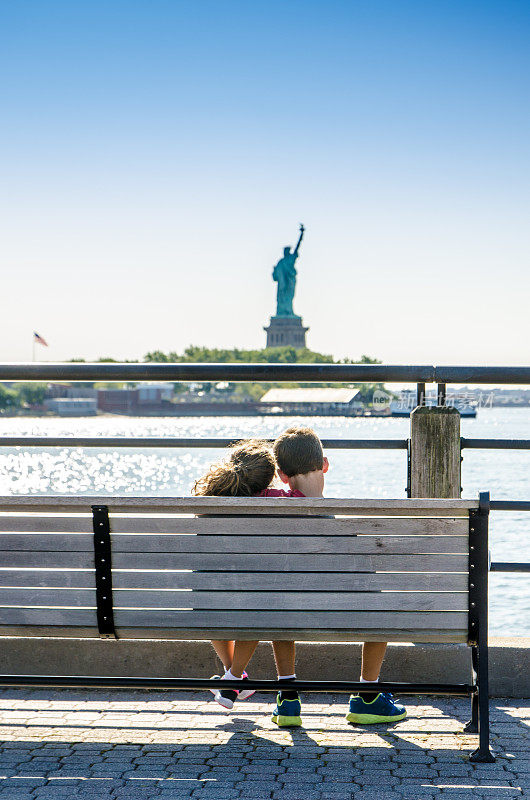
[33,332,48,347]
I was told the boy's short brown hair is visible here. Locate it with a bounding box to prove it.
[273,426,324,477]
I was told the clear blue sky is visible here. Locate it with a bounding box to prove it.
[1,0,529,364]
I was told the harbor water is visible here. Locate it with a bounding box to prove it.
[0,408,528,636]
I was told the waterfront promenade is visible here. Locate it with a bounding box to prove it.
[0,688,528,799]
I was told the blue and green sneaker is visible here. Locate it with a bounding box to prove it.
[346,692,407,724]
[271,693,302,727]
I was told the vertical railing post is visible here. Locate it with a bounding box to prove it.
[410,406,461,498]
[469,492,495,762]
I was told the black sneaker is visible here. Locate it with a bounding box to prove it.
[213,688,238,710]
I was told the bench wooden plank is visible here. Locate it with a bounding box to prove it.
[0,534,92,552]
[110,516,469,535]
[0,551,468,571]
[0,515,93,533]
[0,569,469,592]
[0,570,96,588]
[114,609,470,629]
[0,608,97,625]
[0,515,469,536]
[0,625,468,643]
[0,607,467,629]
[0,533,468,555]
[112,534,468,555]
[0,496,477,516]
[0,588,468,611]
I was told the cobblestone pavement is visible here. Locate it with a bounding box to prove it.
[0,689,528,799]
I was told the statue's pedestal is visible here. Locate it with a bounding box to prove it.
[264,316,309,349]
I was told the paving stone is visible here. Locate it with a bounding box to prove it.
[0,777,48,788]
[0,794,36,800]
[319,794,355,800]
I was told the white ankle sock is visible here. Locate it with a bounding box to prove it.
[360,676,379,683]
[278,674,296,680]
[224,669,241,681]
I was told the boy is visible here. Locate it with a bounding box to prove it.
[272,426,407,725]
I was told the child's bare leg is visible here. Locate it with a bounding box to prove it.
[211,640,234,671]
[361,642,387,681]
[272,640,296,677]
[229,641,259,678]
[272,641,299,708]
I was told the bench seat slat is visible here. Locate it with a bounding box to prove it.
[0,551,468,572]
[0,569,469,591]
[0,534,468,555]
[0,589,468,611]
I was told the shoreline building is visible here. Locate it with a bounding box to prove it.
[260,388,364,416]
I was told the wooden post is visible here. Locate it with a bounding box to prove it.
[410,406,461,498]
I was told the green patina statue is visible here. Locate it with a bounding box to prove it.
[272,223,305,317]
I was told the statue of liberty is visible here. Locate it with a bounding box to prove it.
[272,223,305,317]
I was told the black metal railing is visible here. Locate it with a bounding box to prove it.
[0,362,529,383]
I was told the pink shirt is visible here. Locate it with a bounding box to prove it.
[259,488,305,497]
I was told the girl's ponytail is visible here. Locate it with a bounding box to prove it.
[193,439,275,497]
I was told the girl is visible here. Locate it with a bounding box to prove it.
[193,439,298,720]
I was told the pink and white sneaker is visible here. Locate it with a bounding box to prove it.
[210,671,255,709]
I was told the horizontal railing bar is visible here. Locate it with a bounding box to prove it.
[0,437,409,450]
[3,437,529,452]
[0,362,435,383]
[490,563,530,572]
[462,439,530,449]
[0,675,475,695]
[489,501,530,511]
[0,362,529,383]
[2,437,529,453]
[435,365,530,384]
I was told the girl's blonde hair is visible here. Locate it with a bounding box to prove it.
[193,439,275,497]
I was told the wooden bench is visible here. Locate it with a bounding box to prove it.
[0,493,494,762]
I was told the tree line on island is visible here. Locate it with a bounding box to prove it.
[0,347,385,410]
[143,347,384,403]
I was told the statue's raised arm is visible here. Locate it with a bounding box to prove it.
[293,223,305,258]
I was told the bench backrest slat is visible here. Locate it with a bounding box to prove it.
[0,496,477,515]
[0,569,469,592]
[0,533,469,555]
[0,515,469,535]
[0,587,468,611]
